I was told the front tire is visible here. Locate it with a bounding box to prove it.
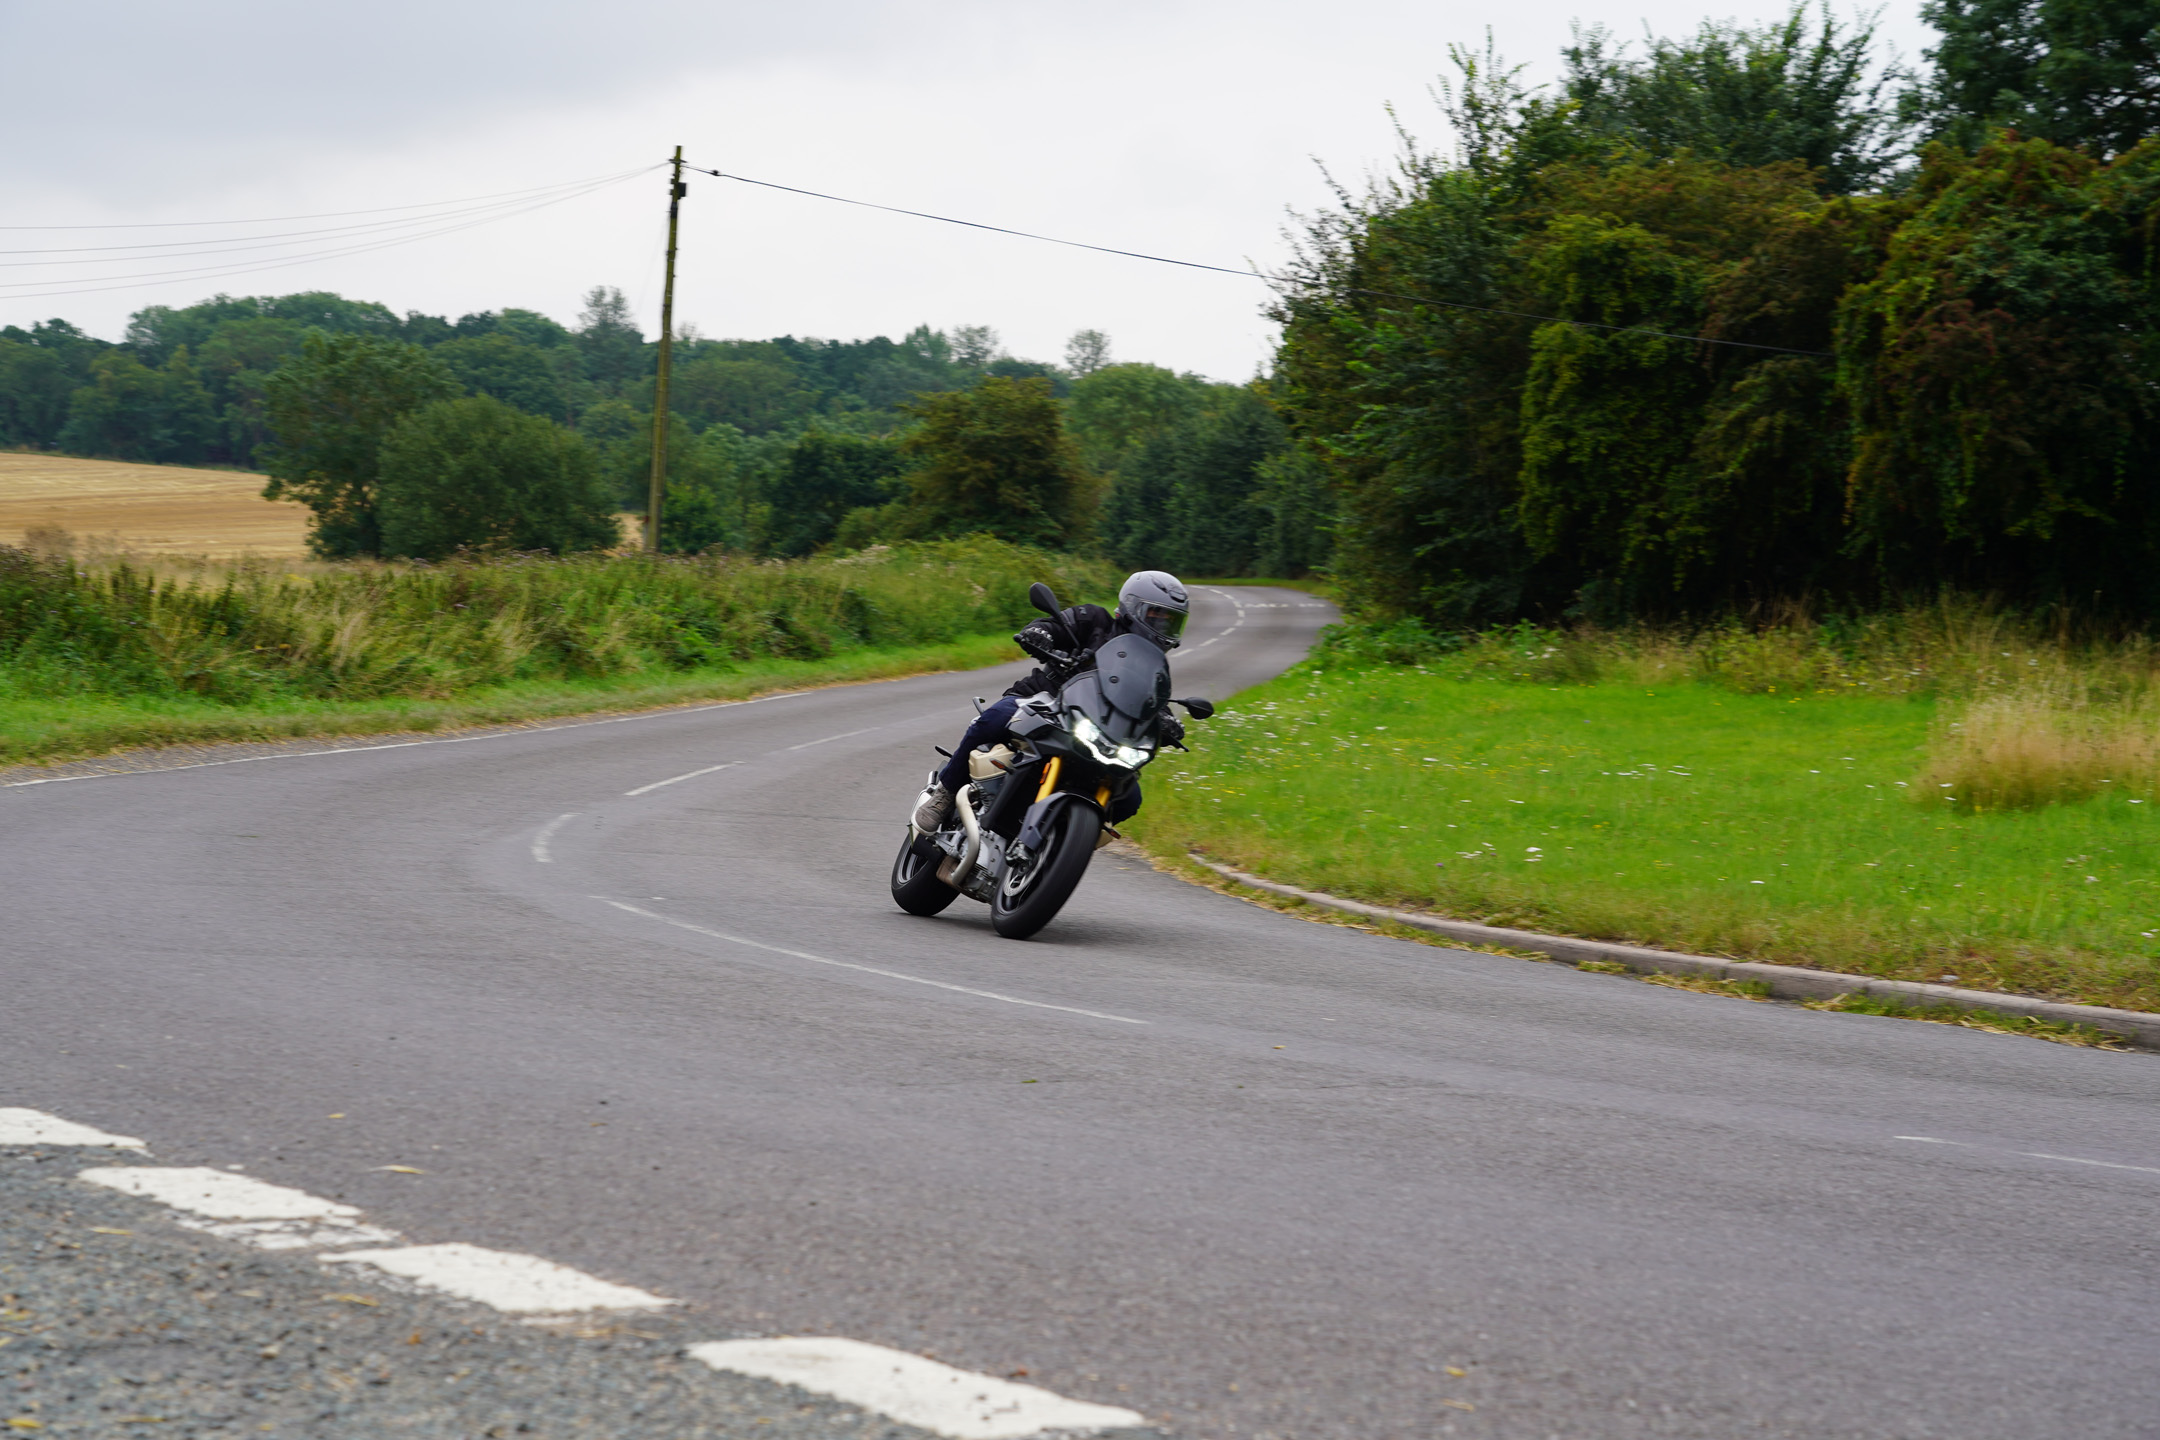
[990,804,1101,939]
[890,830,959,916]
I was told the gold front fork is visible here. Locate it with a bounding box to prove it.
[1035,756,1062,801]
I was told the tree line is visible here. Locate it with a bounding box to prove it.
[9,0,2151,607]
[0,284,1317,570]
[1277,0,2160,623]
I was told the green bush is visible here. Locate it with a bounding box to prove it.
[376,396,619,559]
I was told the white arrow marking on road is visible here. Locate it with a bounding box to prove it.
[690,1337,1146,1440]
[0,1107,144,1148]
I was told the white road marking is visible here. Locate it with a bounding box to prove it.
[624,761,739,797]
[0,1107,144,1148]
[688,1337,1146,1440]
[786,725,881,751]
[187,1217,403,1250]
[78,1164,398,1246]
[80,1166,360,1220]
[1,689,818,788]
[324,1242,676,1314]
[606,901,1149,1025]
[1895,1136,2159,1175]
[531,812,577,863]
[1188,587,1251,651]
[2019,1151,2160,1176]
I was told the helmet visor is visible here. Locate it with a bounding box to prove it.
[1142,603,1188,645]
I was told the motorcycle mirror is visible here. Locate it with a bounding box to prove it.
[1177,697,1215,719]
[1028,582,1063,617]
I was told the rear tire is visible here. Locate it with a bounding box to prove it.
[890,830,959,916]
[990,804,1101,939]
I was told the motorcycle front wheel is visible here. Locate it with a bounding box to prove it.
[890,830,959,916]
[990,804,1101,939]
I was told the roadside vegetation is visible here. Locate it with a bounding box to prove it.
[0,538,1114,766]
[1134,602,2160,1014]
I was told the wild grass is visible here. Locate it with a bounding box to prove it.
[0,537,1116,765]
[1917,691,2160,809]
[1802,991,2130,1049]
[1131,601,2160,1014]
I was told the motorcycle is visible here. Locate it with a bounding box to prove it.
[890,582,1214,939]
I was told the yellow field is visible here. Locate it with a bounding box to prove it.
[0,452,310,557]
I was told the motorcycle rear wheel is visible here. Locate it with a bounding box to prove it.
[890,830,960,916]
[990,804,1101,939]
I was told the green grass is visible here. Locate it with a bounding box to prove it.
[1801,991,2131,1048]
[0,537,1115,766]
[0,632,1026,770]
[1133,663,2160,1013]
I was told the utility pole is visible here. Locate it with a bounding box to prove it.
[644,146,686,553]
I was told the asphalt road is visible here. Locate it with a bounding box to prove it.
[6,585,2160,1440]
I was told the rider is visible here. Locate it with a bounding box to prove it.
[912,570,1191,831]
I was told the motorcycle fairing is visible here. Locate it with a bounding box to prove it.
[1095,635,1172,725]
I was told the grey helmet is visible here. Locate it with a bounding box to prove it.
[1117,570,1189,649]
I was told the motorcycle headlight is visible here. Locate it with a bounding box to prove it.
[1070,712,1153,768]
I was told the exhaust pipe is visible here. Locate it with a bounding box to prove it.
[940,785,985,888]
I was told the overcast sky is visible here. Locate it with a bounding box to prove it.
[1,0,1934,379]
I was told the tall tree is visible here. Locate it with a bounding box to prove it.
[260,333,462,557]
[574,285,646,389]
[763,430,908,557]
[55,349,218,464]
[1918,0,2160,156]
[897,377,1096,547]
[0,340,79,448]
[1064,329,1112,376]
[1065,363,1210,475]
[434,334,570,420]
[1563,7,1911,192]
[950,324,1001,369]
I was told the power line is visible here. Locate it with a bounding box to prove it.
[0,172,654,231]
[685,164,1266,281]
[0,172,654,261]
[686,161,1833,359]
[0,170,656,302]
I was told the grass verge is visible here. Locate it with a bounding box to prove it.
[0,537,1115,767]
[1801,991,2130,1049]
[0,632,1024,770]
[1130,652,2160,1014]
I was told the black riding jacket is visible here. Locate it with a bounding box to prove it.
[1002,604,1135,699]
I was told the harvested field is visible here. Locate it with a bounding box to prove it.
[0,452,308,557]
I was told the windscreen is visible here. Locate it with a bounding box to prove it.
[1095,635,1172,725]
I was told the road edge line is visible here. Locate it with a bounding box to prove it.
[1186,854,2160,1050]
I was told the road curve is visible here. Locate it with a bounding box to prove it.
[5,585,2159,1439]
